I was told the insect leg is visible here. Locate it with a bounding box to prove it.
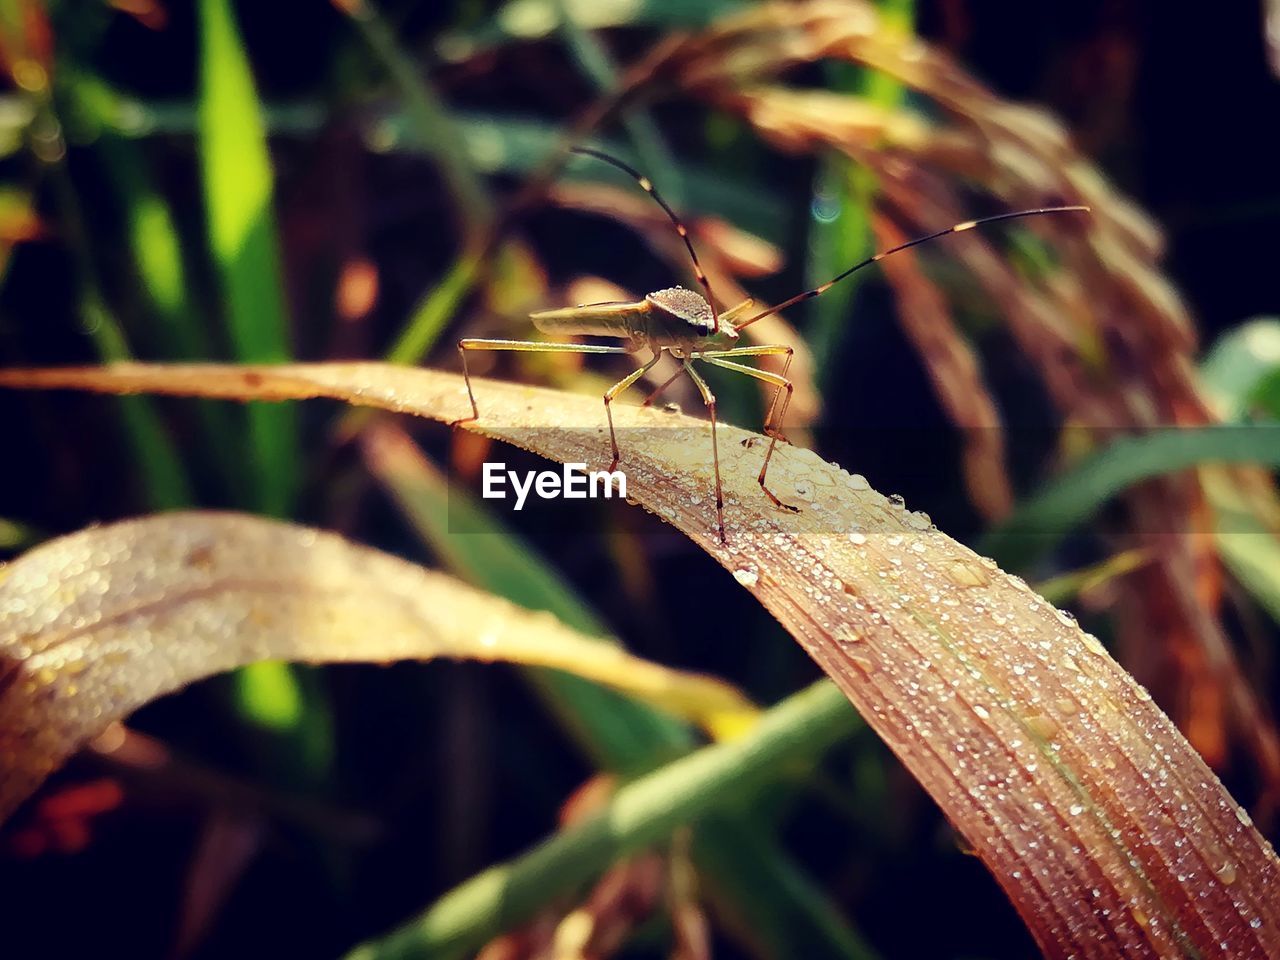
[603,350,663,471]
[680,359,726,543]
[699,349,799,514]
[454,338,631,426]
[699,344,794,435]
[641,366,683,407]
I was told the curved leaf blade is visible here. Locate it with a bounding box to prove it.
[1,361,1277,958]
[0,511,752,823]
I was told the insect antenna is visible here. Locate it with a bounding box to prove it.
[733,204,1090,331]
[571,147,719,326]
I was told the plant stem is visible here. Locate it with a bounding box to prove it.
[344,681,858,960]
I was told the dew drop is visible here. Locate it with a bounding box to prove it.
[1025,714,1059,739]
[1081,633,1106,656]
[906,510,932,530]
[732,567,759,588]
[1069,803,1086,816]
[847,473,870,491]
[946,561,990,589]
[835,625,863,645]
[848,652,876,673]
[849,532,868,546]
[887,493,906,508]
[1216,862,1238,885]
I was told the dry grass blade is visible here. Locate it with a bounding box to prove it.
[674,0,1280,794]
[0,509,756,824]
[870,215,1013,521]
[1,361,1278,958]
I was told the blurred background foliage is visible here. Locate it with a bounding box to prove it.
[1,0,1279,957]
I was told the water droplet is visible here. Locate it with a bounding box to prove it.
[1081,633,1107,656]
[1025,714,1058,739]
[906,510,932,530]
[834,625,863,645]
[1069,803,1086,816]
[733,567,759,588]
[848,652,876,673]
[849,532,867,546]
[946,561,990,588]
[847,473,870,491]
[1216,862,1238,885]
[973,704,990,720]
[887,493,906,508]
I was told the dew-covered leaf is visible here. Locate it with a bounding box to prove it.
[0,510,754,824]
[2,361,1279,958]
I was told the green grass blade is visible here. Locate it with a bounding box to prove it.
[342,0,493,243]
[197,0,297,517]
[44,154,193,510]
[983,425,1280,569]
[433,0,738,62]
[81,297,193,509]
[92,132,247,496]
[386,252,485,366]
[1210,485,1280,625]
[1200,317,1280,421]
[807,0,913,380]
[339,0,499,366]
[344,680,858,960]
[693,804,878,960]
[197,0,323,774]
[361,112,786,239]
[1196,325,1280,623]
[550,0,678,205]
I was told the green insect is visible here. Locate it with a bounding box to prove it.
[457,147,1088,542]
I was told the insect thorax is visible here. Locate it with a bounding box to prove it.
[645,287,737,347]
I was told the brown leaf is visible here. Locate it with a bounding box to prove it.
[0,507,756,824]
[2,361,1278,957]
[871,214,1013,521]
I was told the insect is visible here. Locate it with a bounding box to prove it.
[456,147,1088,543]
